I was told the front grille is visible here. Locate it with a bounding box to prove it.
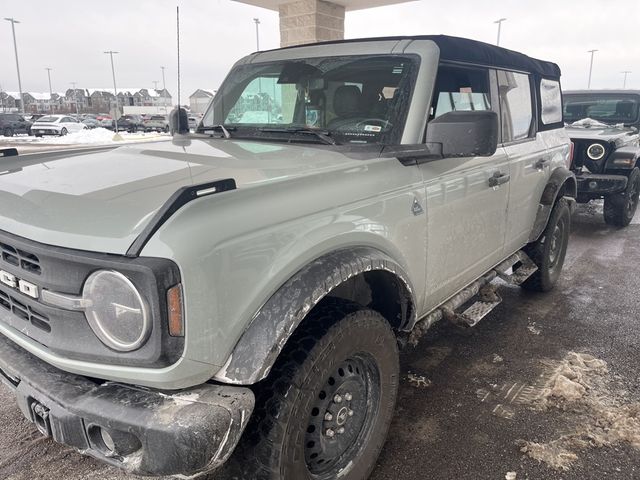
[0,241,42,275]
[0,289,51,333]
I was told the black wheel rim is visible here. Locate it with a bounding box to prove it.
[548,214,567,275]
[304,354,380,478]
[626,176,640,218]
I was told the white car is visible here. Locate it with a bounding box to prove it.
[32,115,87,137]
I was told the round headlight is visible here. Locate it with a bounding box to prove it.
[587,143,606,160]
[82,270,150,351]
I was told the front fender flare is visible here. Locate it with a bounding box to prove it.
[529,167,577,242]
[605,146,640,170]
[213,247,416,385]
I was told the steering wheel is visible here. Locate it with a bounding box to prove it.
[355,118,392,130]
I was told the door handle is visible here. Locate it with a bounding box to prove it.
[535,158,551,169]
[488,171,510,187]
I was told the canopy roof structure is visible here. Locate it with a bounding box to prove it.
[235,0,412,11]
[234,0,416,47]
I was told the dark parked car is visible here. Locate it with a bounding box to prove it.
[0,113,32,136]
[112,114,145,133]
[564,90,640,226]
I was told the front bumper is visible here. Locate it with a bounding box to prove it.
[0,333,254,477]
[576,172,628,196]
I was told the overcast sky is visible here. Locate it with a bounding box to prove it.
[1,0,639,104]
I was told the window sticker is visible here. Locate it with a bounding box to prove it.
[363,125,382,132]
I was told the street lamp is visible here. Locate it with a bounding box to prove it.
[253,18,261,51]
[104,50,120,133]
[587,49,598,89]
[45,67,53,113]
[4,17,24,113]
[160,66,167,110]
[621,71,632,89]
[494,18,507,46]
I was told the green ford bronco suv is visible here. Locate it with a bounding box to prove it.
[0,35,575,479]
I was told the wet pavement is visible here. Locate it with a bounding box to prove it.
[0,202,639,480]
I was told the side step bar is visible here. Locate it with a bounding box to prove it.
[408,250,537,345]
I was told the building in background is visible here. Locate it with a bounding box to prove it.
[0,92,19,112]
[189,89,216,114]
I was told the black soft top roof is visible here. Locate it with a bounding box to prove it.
[275,34,561,79]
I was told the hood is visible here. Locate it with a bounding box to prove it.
[565,123,636,143]
[0,138,366,254]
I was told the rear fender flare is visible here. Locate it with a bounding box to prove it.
[529,167,577,242]
[213,247,416,385]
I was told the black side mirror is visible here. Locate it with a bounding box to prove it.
[170,107,189,135]
[426,110,499,157]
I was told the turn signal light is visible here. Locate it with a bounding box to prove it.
[167,284,184,337]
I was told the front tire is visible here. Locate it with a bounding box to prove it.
[521,197,571,292]
[227,300,399,480]
[3,127,13,137]
[60,127,68,136]
[603,167,640,227]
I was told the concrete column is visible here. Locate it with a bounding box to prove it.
[278,0,345,47]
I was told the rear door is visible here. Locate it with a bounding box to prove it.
[419,64,510,309]
[498,70,551,254]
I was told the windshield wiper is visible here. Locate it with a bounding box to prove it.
[259,127,336,145]
[197,124,234,138]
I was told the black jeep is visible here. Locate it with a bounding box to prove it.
[564,90,640,226]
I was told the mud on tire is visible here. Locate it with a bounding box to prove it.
[221,299,400,480]
[521,197,571,292]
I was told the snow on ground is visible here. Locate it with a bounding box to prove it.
[0,128,169,146]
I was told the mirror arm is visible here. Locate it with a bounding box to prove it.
[380,143,443,165]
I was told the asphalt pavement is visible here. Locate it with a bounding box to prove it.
[0,203,638,480]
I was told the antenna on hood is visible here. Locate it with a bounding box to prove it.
[170,5,189,135]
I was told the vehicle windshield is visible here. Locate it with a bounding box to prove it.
[36,116,59,123]
[202,54,419,145]
[564,94,640,125]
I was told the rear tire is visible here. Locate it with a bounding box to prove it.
[603,168,640,227]
[224,300,399,480]
[3,127,13,137]
[521,197,571,292]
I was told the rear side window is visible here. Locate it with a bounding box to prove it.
[498,70,533,142]
[431,65,491,119]
[540,79,562,125]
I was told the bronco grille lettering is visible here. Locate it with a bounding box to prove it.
[0,270,39,299]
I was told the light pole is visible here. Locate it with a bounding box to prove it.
[70,82,79,116]
[253,18,260,51]
[104,50,120,133]
[152,80,159,90]
[45,67,53,113]
[494,18,507,46]
[160,66,167,110]
[621,71,632,89]
[4,17,24,113]
[587,49,598,89]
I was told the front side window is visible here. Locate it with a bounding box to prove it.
[431,65,491,119]
[498,70,533,142]
[203,55,419,145]
[563,94,640,124]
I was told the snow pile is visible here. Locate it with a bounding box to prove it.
[42,128,118,145]
[569,118,623,129]
[517,352,640,470]
[33,128,168,145]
